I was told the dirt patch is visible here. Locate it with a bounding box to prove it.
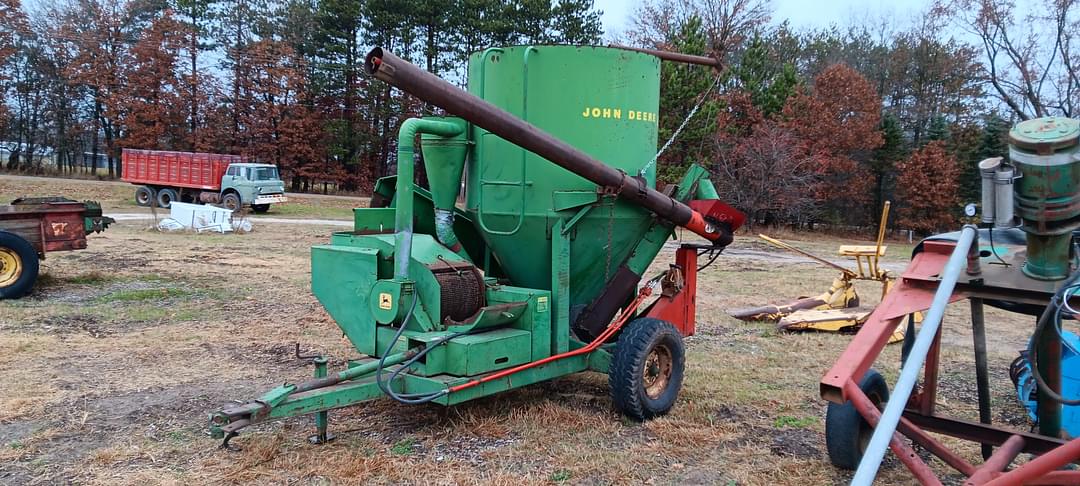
[0,420,44,446]
[769,428,822,459]
[20,278,166,305]
[28,315,111,337]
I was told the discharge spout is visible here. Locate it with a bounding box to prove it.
[393,117,466,280]
[365,47,727,243]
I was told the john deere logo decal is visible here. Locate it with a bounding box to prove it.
[378,292,392,310]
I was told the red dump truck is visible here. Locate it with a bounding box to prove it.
[121,149,287,212]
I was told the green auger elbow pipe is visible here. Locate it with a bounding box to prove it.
[394,118,467,280]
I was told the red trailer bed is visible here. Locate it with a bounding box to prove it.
[121,149,242,190]
[0,197,113,299]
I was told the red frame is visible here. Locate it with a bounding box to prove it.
[822,240,1080,485]
[644,245,699,336]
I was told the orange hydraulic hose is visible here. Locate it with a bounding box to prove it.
[448,286,655,393]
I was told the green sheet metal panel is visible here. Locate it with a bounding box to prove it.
[465,45,661,309]
[311,245,380,355]
[444,328,532,376]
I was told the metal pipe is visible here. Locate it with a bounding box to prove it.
[365,48,725,243]
[971,298,994,460]
[984,436,1080,486]
[851,225,978,486]
[393,118,465,280]
[964,434,1025,485]
[608,44,722,68]
[846,380,942,485]
[1036,314,1063,437]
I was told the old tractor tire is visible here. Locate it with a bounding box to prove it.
[135,186,155,207]
[156,188,178,209]
[251,204,270,214]
[609,317,686,420]
[0,231,39,300]
[825,369,889,470]
[222,193,242,211]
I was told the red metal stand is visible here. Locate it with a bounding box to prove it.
[821,240,1080,484]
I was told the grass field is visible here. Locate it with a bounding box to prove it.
[0,176,1041,485]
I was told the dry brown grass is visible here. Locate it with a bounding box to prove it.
[0,176,1042,485]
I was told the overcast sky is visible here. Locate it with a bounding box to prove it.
[595,0,937,40]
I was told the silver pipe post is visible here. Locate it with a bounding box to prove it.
[850,225,978,486]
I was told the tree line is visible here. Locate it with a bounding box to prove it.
[628,0,1038,233]
[1,0,1077,233]
[0,0,601,191]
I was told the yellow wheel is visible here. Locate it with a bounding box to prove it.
[0,231,39,299]
[0,247,21,287]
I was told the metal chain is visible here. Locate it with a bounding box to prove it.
[639,73,723,177]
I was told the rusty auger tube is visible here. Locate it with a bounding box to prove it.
[364,47,725,243]
[608,44,722,68]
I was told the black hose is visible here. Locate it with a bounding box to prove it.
[374,296,466,404]
[1026,272,1080,405]
[698,249,723,271]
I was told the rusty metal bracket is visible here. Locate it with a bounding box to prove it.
[294,343,320,362]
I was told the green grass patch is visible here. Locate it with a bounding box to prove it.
[96,287,195,303]
[549,470,571,482]
[390,438,416,455]
[255,202,357,220]
[121,305,199,323]
[67,272,116,285]
[772,415,817,429]
[165,430,191,444]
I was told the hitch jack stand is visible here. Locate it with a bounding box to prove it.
[309,357,334,444]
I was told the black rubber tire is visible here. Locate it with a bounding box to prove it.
[251,204,270,214]
[609,317,686,420]
[826,369,890,470]
[0,231,39,300]
[156,188,178,208]
[222,193,241,211]
[135,186,155,207]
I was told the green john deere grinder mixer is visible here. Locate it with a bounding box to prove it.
[209,45,744,445]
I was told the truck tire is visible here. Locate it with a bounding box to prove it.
[222,193,241,211]
[609,317,686,420]
[825,369,889,470]
[0,231,39,300]
[251,204,270,214]
[135,186,155,207]
[156,188,179,208]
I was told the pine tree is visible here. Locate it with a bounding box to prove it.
[925,114,951,143]
[655,15,718,184]
[728,35,799,117]
[173,0,216,149]
[549,0,602,44]
[869,113,905,215]
[976,113,1009,161]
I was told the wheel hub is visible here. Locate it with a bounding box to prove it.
[643,344,673,399]
[0,248,22,287]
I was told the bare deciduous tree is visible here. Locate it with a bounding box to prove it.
[625,0,771,58]
[937,0,1078,119]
